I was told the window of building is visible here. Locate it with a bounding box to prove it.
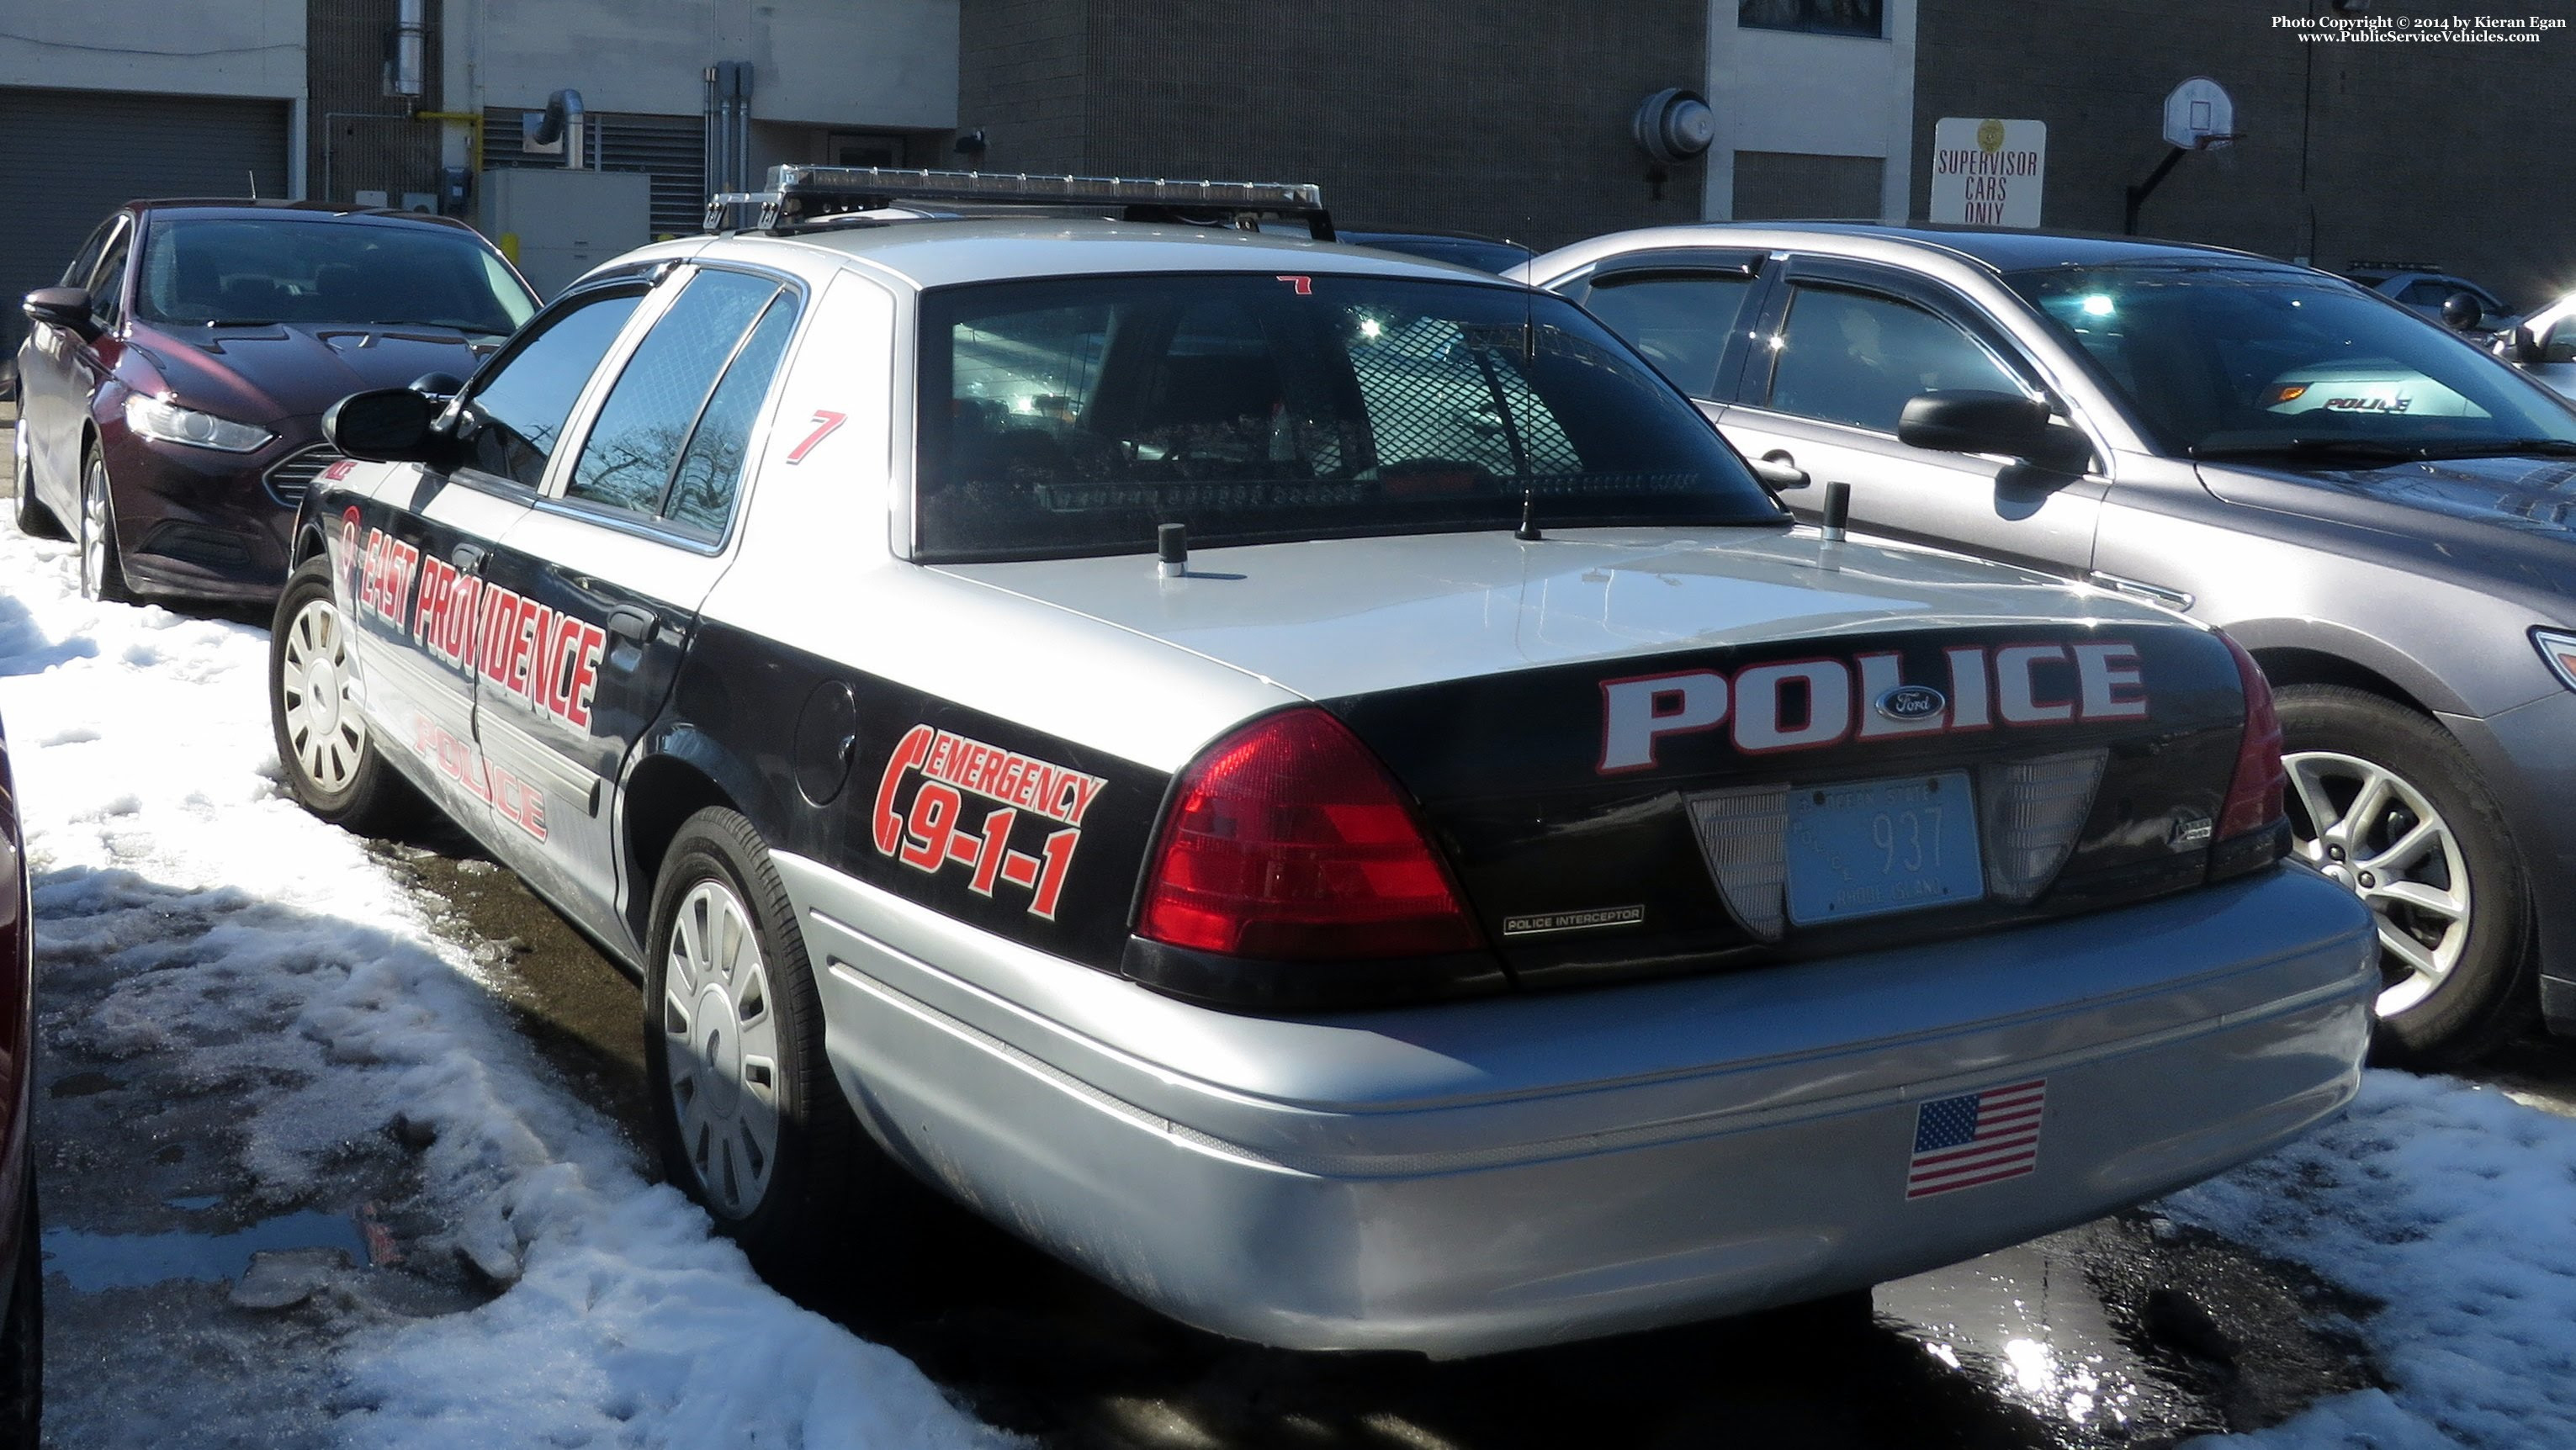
[1738,0,1884,38]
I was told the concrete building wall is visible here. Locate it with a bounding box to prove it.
[1911,1,2576,310]
[451,0,955,130]
[957,0,1705,248]
[1706,0,1917,222]
[0,1,305,100]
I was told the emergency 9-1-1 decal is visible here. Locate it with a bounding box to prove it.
[872,723,1105,919]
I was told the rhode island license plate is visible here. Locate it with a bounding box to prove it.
[1784,771,1985,927]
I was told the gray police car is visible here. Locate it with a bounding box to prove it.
[1529,224,2576,1070]
[273,169,2372,1357]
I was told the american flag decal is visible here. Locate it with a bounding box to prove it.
[1905,1079,2045,1199]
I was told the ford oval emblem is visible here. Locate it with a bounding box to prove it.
[1875,685,1948,722]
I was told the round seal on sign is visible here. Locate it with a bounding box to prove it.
[1876,685,1948,722]
[1977,119,2005,154]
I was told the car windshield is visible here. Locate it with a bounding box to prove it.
[914,273,1780,560]
[2005,263,2576,459]
[136,215,539,335]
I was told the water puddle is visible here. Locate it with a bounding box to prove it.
[1877,1231,2210,1446]
[43,1209,370,1294]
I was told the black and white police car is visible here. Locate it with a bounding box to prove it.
[273,167,2377,1357]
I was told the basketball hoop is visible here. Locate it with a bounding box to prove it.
[2128,78,2245,234]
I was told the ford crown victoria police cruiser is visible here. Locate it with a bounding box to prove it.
[272,168,2376,1357]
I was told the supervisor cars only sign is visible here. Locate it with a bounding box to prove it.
[1930,118,2046,227]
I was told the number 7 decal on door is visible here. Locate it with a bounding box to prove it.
[785,410,847,464]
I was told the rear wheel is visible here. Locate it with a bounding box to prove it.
[2277,685,2533,1067]
[644,807,922,1277]
[77,450,130,601]
[8,424,59,541]
[268,556,419,832]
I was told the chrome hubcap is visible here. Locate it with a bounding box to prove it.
[662,879,780,1217]
[278,598,366,791]
[2286,750,2472,1019]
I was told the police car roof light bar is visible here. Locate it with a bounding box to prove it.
[705,165,1335,240]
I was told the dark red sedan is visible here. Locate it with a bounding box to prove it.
[0,717,36,1442]
[14,201,536,602]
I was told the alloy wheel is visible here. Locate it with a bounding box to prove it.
[2285,749,2473,1018]
[80,468,109,599]
[278,597,367,793]
[660,878,782,1217]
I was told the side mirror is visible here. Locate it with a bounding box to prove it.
[2441,291,2484,331]
[22,287,97,341]
[2508,323,2547,368]
[323,388,443,464]
[1897,389,2094,474]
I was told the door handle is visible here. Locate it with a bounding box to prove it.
[2088,572,2196,611]
[1750,452,1810,490]
[450,542,485,572]
[605,605,657,644]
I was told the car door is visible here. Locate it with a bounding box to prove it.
[17,215,117,509]
[21,216,132,522]
[469,262,803,947]
[1716,258,2106,579]
[326,279,649,835]
[1550,249,1772,414]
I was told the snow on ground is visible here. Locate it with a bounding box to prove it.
[0,522,1008,1447]
[2172,1071,2576,1449]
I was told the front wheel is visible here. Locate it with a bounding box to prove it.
[2277,685,2534,1068]
[268,557,419,832]
[77,451,130,601]
[644,807,922,1277]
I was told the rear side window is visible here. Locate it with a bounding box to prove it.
[1581,272,1759,398]
[565,269,782,516]
[458,291,642,490]
[665,295,799,537]
[1761,284,2024,433]
[914,273,1778,561]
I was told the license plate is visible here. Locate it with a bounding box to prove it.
[1784,772,1984,926]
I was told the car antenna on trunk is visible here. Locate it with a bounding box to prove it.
[1158,521,1188,579]
[1513,232,1541,542]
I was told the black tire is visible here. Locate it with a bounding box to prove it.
[8,426,61,542]
[0,1177,43,1448]
[644,807,921,1278]
[77,449,131,602]
[2276,685,2535,1068]
[268,556,421,833]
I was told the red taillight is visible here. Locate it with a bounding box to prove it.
[2216,632,2286,840]
[1137,707,1485,960]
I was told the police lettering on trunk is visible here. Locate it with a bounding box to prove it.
[1598,642,2146,773]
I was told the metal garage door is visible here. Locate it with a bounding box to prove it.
[0,87,291,353]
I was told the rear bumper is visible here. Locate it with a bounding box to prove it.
[780,855,2376,1357]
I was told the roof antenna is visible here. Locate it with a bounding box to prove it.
[1513,232,1541,542]
[247,169,258,200]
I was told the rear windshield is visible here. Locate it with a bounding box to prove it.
[137,216,538,336]
[914,273,1779,561]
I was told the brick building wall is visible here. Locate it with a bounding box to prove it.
[959,0,1089,174]
[1912,0,2576,310]
[960,0,1707,249]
